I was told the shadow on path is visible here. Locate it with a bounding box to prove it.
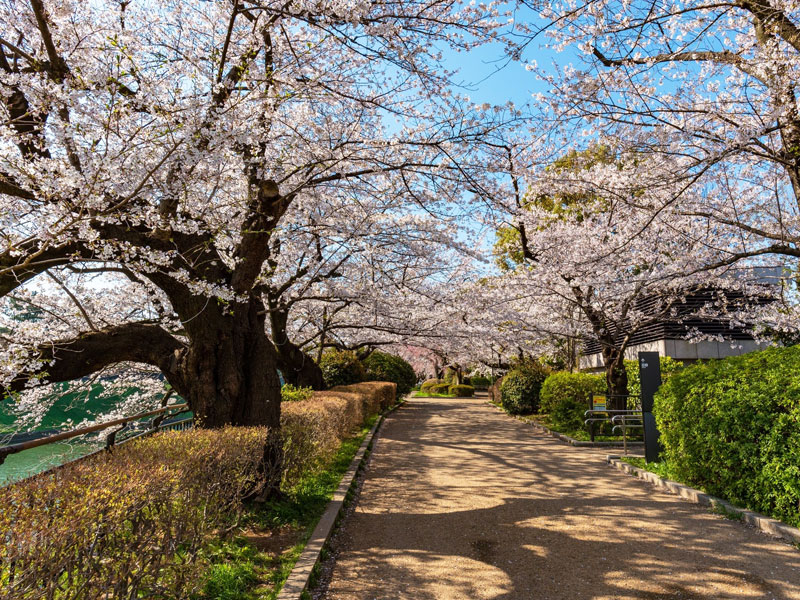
[322,397,800,600]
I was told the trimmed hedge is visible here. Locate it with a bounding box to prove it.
[449,384,474,397]
[626,356,683,407]
[540,372,606,430]
[429,382,451,394]
[470,375,492,389]
[654,346,800,527]
[363,351,416,396]
[420,378,443,392]
[0,427,271,600]
[319,349,365,388]
[281,381,396,487]
[0,382,396,600]
[500,362,550,414]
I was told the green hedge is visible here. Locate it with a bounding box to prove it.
[654,346,800,527]
[363,351,416,396]
[429,383,451,394]
[500,362,550,414]
[540,372,606,430]
[449,384,474,397]
[626,356,683,407]
[470,375,492,389]
[319,350,365,388]
[420,378,444,393]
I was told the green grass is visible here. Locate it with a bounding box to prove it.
[195,414,380,599]
[620,456,671,480]
[411,391,456,398]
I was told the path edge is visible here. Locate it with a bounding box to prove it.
[276,398,405,600]
[606,455,800,546]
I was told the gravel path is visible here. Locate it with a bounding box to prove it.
[321,395,800,600]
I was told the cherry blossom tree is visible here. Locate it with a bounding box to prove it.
[0,0,513,429]
[488,148,780,408]
[525,0,800,272]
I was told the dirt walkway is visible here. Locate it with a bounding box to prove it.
[321,396,800,600]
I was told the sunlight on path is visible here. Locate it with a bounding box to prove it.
[322,396,800,600]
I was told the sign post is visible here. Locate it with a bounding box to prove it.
[638,351,663,463]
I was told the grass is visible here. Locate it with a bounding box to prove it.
[194,414,380,599]
[620,456,671,480]
[411,391,456,398]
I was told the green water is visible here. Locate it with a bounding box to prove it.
[0,441,98,485]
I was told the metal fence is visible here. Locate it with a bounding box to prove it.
[0,402,193,481]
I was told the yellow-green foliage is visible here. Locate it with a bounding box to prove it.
[448,384,474,397]
[281,383,314,402]
[280,382,395,488]
[0,427,270,600]
[0,382,397,600]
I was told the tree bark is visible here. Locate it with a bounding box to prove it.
[602,348,628,411]
[268,304,325,390]
[172,297,282,429]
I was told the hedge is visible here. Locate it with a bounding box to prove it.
[539,371,606,430]
[500,362,550,414]
[363,351,416,396]
[625,356,683,407]
[319,349,366,388]
[0,382,396,600]
[449,384,475,397]
[429,382,451,394]
[420,378,443,392]
[654,346,800,527]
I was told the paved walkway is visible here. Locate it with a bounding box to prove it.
[322,396,800,600]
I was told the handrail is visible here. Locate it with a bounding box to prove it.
[0,403,189,466]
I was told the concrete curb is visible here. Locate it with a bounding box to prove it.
[607,456,800,546]
[276,399,405,600]
[486,400,644,449]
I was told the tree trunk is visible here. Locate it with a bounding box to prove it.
[268,305,325,390]
[173,297,282,429]
[276,343,325,389]
[602,349,628,412]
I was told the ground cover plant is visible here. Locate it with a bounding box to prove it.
[654,347,800,528]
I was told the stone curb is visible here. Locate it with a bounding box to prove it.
[485,400,644,449]
[607,456,800,546]
[276,399,405,600]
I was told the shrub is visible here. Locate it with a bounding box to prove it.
[280,382,395,488]
[654,346,800,527]
[540,372,606,430]
[318,349,365,388]
[470,375,492,389]
[449,384,474,397]
[0,427,270,600]
[362,351,416,396]
[0,382,398,600]
[429,382,452,394]
[420,378,444,393]
[500,362,550,414]
[625,356,683,407]
[281,383,314,402]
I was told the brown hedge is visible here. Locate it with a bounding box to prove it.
[0,381,396,600]
[280,381,396,487]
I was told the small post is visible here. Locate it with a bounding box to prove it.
[639,351,663,463]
